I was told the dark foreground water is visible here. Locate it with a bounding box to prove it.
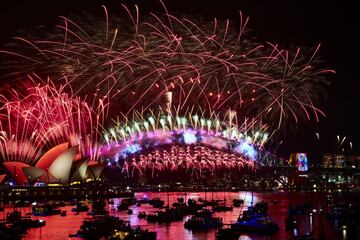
[3,191,358,240]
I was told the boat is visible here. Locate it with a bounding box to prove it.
[117,202,130,211]
[194,209,212,218]
[70,215,156,240]
[186,199,203,210]
[118,197,137,210]
[231,192,278,234]
[253,202,269,215]
[14,218,46,228]
[88,199,108,216]
[32,203,61,216]
[212,204,233,212]
[137,196,150,204]
[6,211,46,229]
[6,211,22,223]
[146,207,183,223]
[184,215,223,230]
[231,215,279,233]
[216,228,241,240]
[111,227,157,240]
[233,199,244,207]
[188,199,197,205]
[148,198,165,208]
[72,202,89,212]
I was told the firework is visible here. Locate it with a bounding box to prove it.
[0,4,334,131]
[0,77,106,163]
[103,109,268,145]
[0,3,334,175]
[101,109,267,174]
[126,145,255,177]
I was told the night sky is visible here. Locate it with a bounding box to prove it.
[0,0,358,162]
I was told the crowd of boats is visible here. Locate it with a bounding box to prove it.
[0,208,46,240]
[1,192,357,239]
[112,194,282,239]
[0,194,280,239]
[0,198,157,240]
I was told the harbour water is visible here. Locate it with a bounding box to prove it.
[2,191,357,240]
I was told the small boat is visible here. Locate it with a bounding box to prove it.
[70,215,156,240]
[212,204,233,212]
[184,215,223,230]
[87,199,108,216]
[146,208,183,223]
[231,215,279,233]
[148,198,165,208]
[32,204,61,216]
[253,202,268,215]
[117,203,130,211]
[216,228,241,240]
[6,211,22,223]
[19,219,46,228]
[194,209,212,218]
[137,197,149,204]
[6,211,46,229]
[118,197,137,210]
[233,199,244,207]
[72,202,89,212]
[188,199,197,205]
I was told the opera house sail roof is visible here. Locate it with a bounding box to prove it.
[2,143,104,185]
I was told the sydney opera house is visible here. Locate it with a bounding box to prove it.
[1,143,104,185]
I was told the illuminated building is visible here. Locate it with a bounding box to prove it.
[322,153,346,168]
[2,143,104,185]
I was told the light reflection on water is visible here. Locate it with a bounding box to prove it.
[2,191,348,240]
